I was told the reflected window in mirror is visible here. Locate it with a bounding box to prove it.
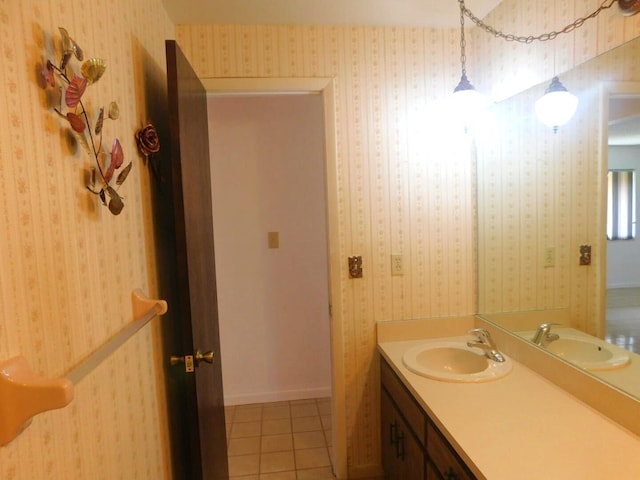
[607,169,636,240]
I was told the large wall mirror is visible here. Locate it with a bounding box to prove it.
[476,36,640,399]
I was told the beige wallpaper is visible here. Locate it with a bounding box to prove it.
[176,23,477,475]
[0,1,173,478]
[177,3,640,474]
[1,0,637,478]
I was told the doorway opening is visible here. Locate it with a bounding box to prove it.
[601,84,640,353]
[203,78,345,478]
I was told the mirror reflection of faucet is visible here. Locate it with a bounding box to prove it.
[466,328,506,362]
[532,323,561,347]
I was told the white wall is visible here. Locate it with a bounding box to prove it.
[607,145,640,288]
[208,94,331,405]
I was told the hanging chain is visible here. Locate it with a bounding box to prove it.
[458,0,617,44]
[459,0,467,75]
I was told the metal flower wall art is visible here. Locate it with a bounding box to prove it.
[41,28,131,215]
[135,122,160,158]
[135,122,162,181]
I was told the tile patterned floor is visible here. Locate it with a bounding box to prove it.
[606,287,640,354]
[225,397,335,479]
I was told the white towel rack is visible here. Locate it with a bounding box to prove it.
[0,289,167,446]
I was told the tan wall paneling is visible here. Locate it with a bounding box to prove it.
[176,23,476,473]
[0,1,174,478]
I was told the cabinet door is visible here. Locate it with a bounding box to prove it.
[381,389,400,479]
[381,388,425,479]
[395,412,425,479]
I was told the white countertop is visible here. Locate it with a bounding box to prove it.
[378,338,640,480]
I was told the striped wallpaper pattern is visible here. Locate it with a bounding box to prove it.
[177,2,640,471]
[0,0,638,477]
[177,23,476,473]
[0,1,174,478]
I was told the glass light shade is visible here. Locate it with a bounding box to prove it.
[619,0,640,16]
[452,73,487,122]
[534,77,579,131]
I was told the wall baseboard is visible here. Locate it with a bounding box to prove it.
[346,463,384,479]
[224,386,332,406]
[607,283,640,289]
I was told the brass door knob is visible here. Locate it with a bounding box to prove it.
[169,355,185,366]
[169,350,214,372]
[195,349,215,365]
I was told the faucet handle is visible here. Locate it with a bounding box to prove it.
[467,328,491,343]
[466,328,504,361]
[537,322,561,334]
[533,323,562,346]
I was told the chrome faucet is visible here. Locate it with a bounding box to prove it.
[532,323,560,347]
[467,328,506,362]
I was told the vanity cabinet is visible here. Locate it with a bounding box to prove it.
[380,357,476,480]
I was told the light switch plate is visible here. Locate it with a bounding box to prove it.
[268,231,279,249]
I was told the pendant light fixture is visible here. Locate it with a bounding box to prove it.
[534,76,579,133]
[452,0,485,123]
[619,0,640,16]
[456,0,630,131]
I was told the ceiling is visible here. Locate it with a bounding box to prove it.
[161,0,504,28]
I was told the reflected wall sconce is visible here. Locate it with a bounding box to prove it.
[455,0,638,132]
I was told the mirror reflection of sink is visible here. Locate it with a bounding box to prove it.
[402,338,513,383]
[544,335,630,371]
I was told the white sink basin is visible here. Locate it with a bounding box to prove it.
[402,338,513,383]
[545,335,630,371]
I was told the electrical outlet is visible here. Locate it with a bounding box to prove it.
[391,254,403,276]
[544,247,555,267]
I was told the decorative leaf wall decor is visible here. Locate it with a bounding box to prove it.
[40,27,132,215]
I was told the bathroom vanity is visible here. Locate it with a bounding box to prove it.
[377,318,640,480]
[381,356,475,479]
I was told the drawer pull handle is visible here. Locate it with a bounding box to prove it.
[390,421,398,445]
[445,467,460,479]
[395,430,405,460]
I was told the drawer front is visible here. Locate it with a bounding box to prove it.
[427,422,475,480]
[380,357,426,446]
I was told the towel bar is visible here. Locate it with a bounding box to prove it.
[0,289,167,446]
